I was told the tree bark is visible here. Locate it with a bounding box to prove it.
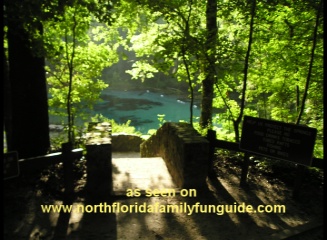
[3,27,12,151]
[233,0,256,142]
[295,0,322,125]
[7,8,50,158]
[200,0,217,129]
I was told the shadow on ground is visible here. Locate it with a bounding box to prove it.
[3,153,323,240]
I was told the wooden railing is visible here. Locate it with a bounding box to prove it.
[5,144,83,201]
[18,146,83,174]
[206,129,323,198]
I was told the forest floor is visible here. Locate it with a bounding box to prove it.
[4,151,324,239]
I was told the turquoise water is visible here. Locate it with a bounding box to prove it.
[49,89,201,134]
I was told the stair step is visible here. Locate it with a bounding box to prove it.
[112,157,177,192]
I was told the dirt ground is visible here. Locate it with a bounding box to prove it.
[3,152,324,239]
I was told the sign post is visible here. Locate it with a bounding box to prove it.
[240,116,317,166]
[240,116,317,199]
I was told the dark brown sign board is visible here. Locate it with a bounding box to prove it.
[4,151,20,180]
[240,116,317,166]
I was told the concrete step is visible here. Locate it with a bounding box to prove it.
[112,156,177,193]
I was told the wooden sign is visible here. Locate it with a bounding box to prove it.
[4,151,20,180]
[240,116,317,166]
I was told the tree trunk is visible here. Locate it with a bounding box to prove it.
[295,0,321,125]
[234,0,256,142]
[200,0,217,129]
[7,15,50,158]
[3,28,12,151]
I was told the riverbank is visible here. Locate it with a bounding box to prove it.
[49,87,202,135]
[107,85,202,102]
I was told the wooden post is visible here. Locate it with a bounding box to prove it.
[62,142,74,202]
[240,152,250,188]
[207,129,216,178]
[293,164,306,200]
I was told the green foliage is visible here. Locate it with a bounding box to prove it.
[90,114,142,135]
[121,0,321,156]
[18,0,322,159]
[157,114,166,127]
[43,4,121,144]
[38,157,87,198]
[118,0,208,92]
[49,132,68,152]
[144,114,166,135]
[146,129,157,136]
[49,113,143,151]
[192,121,208,137]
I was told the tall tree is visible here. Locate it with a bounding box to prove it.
[3,21,12,152]
[5,0,50,158]
[233,0,256,142]
[295,0,322,125]
[4,0,118,154]
[58,0,323,158]
[200,0,218,129]
[117,0,217,129]
[44,4,118,145]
